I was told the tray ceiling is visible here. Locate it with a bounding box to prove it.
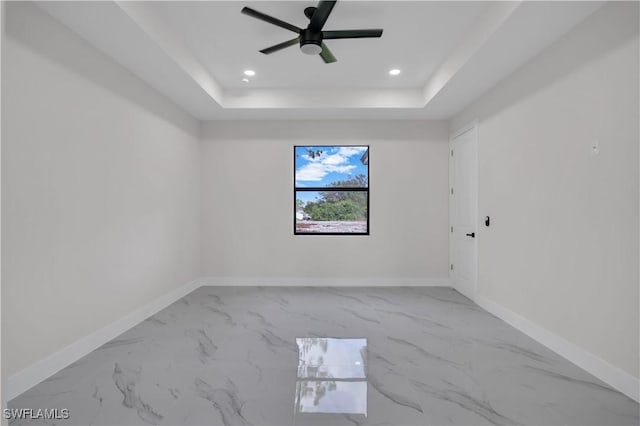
[36,1,604,120]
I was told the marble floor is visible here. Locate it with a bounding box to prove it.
[8,286,639,426]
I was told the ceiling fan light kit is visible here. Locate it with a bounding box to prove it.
[300,29,323,55]
[241,0,383,64]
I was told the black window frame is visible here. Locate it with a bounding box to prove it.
[294,145,370,236]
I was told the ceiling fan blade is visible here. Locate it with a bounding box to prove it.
[260,37,300,55]
[241,7,302,33]
[322,29,383,39]
[319,42,337,64]
[309,1,337,32]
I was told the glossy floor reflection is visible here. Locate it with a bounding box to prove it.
[295,338,368,416]
[8,286,640,425]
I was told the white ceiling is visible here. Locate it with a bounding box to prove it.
[36,1,604,120]
[152,1,487,89]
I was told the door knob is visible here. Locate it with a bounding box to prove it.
[466,232,475,238]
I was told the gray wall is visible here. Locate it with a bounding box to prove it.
[2,2,201,379]
[200,120,450,283]
[451,2,639,378]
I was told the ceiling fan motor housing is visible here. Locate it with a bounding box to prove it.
[300,28,323,55]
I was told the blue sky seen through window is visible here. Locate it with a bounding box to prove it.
[295,146,368,196]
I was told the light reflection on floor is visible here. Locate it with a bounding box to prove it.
[295,338,368,416]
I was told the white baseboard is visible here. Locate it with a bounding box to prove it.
[198,276,451,287]
[6,279,200,402]
[475,295,640,403]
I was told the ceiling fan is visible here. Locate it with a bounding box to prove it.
[241,1,383,64]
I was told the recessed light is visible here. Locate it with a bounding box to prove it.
[243,70,256,76]
[242,78,250,83]
[389,69,401,76]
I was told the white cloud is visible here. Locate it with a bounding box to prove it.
[295,146,366,182]
[296,163,327,182]
[322,153,346,165]
[338,146,367,157]
[326,164,356,173]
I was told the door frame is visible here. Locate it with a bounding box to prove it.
[449,120,479,301]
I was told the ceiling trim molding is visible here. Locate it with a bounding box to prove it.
[223,88,425,109]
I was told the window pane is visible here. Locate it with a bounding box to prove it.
[295,146,368,188]
[296,191,368,234]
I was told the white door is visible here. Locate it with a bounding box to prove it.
[450,124,478,300]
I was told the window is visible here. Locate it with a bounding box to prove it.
[294,146,369,235]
